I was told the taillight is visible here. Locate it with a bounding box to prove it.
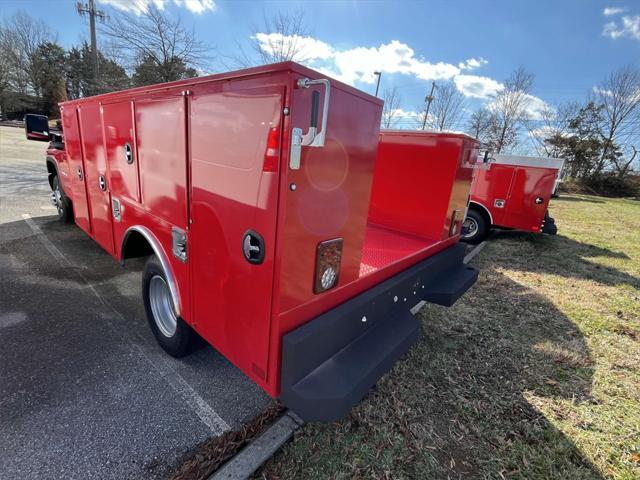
[263,126,280,172]
[314,238,343,293]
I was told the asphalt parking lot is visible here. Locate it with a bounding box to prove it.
[0,126,272,479]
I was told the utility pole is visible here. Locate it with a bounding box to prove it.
[374,71,382,97]
[77,0,107,83]
[421,81,436,130]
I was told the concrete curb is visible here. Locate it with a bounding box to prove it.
[210,240,487,479]
[463,240,486,264]
[210,411,304,480]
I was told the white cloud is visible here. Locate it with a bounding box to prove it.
[453,74,504,99]
[603,7,627,16]
[522,94,552,120]
[458,57,488,70]
[252,33,334,62]
[252,36,482,85]
[593,86,614,96]
[98,0,215,15]
[174,0,215,14]
[603,14,640,39]
[486,93,551,121]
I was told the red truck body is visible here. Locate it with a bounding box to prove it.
[28,62,479,421]
[462,154,563,243]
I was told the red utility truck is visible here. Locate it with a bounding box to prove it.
[461,154,563,244]
[25,62,478,421]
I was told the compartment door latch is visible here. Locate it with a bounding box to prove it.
[290,128,303,170]
[242,230,265,265]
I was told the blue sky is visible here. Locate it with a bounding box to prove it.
[2,0,638,131]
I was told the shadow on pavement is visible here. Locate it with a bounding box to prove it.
[0,216,271,480]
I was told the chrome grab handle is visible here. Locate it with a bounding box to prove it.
[296,78,330,148]
[98,174,106,191]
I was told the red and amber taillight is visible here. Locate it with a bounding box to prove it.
[263,126,280,172]
[314,238,343,293]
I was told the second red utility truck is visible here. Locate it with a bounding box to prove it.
[25,62,478,421]
[462,154,564,243]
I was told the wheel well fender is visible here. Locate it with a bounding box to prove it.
[121,226,182,317]
[468,201,493,226]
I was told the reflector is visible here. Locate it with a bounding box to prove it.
[314,238,343,293]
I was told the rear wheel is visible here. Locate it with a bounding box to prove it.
[51,176,73,223]
[142,255,193,357]
[461,209,488,244]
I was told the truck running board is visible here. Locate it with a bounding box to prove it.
[280,243,478,421]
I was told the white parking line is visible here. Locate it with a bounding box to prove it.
[21,214,230,435]
[463,241,487,264]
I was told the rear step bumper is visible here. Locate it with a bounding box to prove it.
[280,243,478,422]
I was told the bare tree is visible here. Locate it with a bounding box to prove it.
[381,87,402,128]
[467,108,493,145]
[487,67,535,153]
[593,65,640,178]
[230,10,312,67]
[101,5,210,83]
[525,101,579,157]
[0,11,55,95]
[420,82,466,131]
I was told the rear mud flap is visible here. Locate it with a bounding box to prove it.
[541,211,558,235]
[280,243,478,421]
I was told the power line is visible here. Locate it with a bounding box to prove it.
[76,0,108,82]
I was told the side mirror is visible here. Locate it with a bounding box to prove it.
[24,114,50,142]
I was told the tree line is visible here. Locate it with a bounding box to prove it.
[1,8,637,193]
[0,7,206,117]
[381,64,639,194]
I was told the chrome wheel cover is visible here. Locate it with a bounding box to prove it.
[149,275,177,337]
[462,217,478,240]
[54,184,63,216]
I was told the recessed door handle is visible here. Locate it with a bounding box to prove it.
[125,143,133,164]
[98,174,106,191]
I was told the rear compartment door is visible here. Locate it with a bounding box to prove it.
[60,106,91,234]
[77,103,115,254]
[189,85,284,383]
[502,167,556,231]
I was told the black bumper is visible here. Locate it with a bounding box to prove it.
[280,243,478,422]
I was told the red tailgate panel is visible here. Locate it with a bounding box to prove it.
[276,81,382,317]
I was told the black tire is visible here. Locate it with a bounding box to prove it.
[142,255,193,357]
[461,209,489,244]
[52,176,73,224]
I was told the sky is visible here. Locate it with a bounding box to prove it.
[1,0,639,134]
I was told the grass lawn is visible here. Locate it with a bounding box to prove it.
[258,194,640,479]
